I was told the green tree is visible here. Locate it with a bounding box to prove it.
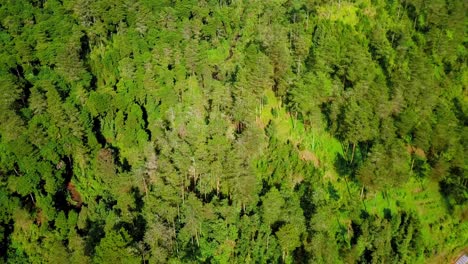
[93,229,140,264]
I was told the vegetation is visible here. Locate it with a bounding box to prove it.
[0,0,467,263]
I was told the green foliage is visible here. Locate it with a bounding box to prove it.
[94,229,140,264]
[0,0,465,263]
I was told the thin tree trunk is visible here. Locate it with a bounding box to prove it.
[181,185,185,204]
[266,234,269,251]
[344,177,352,199]
[142,177,148,197]
[361,187,367,212]
[30,193,36,205]
[173,220,179,254]
[177,204,180,220]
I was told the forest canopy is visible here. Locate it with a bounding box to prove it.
[0,0,467,263]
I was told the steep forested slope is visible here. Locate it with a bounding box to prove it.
[0,0,466,263]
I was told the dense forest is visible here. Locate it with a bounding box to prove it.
[0,0,467,263]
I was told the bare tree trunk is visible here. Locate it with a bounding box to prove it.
[173,220,179,254]
[266,234,269,251]
[181,185,185,204]
[344,177,352,199]
[142,177,148,197]
[350,143,356,164]
[361,187,367,212]
[30,193,36,205]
